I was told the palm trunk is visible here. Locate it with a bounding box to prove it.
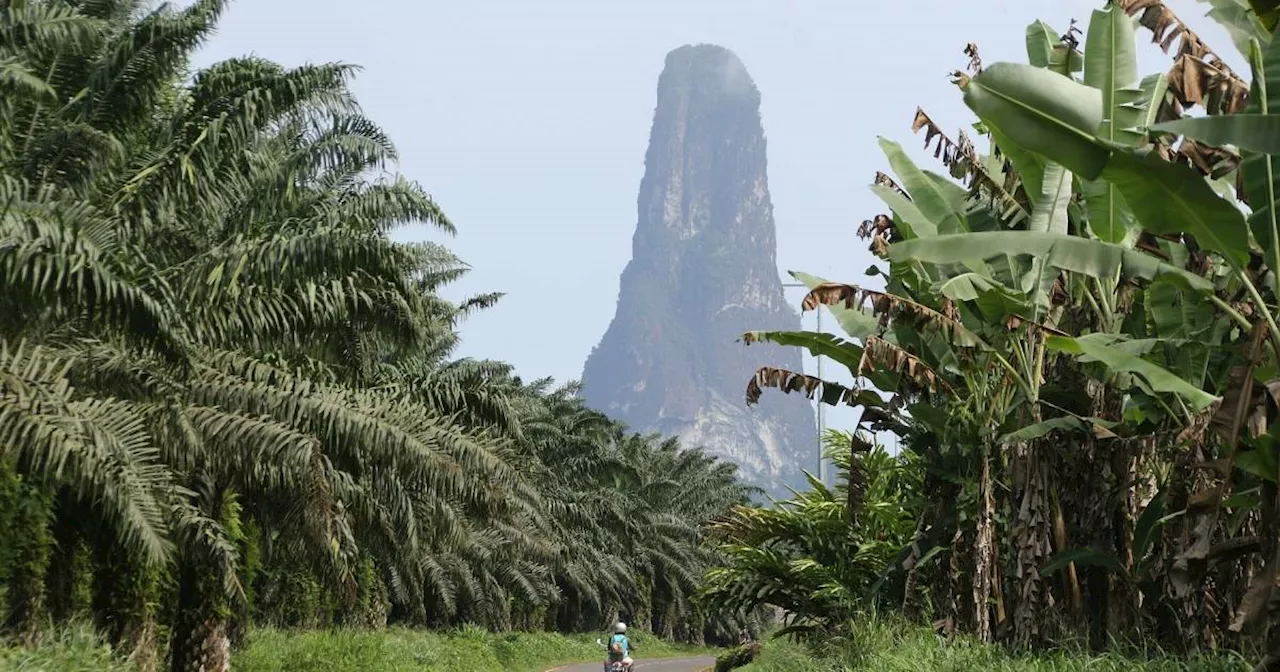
[173,612,231,672]
[44,508,82,622]
[170,553,232,672]
[170,477,232,672]
[687,612,705,646]
[361,563,389,629]
[636,574,653,634]
[4,482,52,644]
[93,549,161,672]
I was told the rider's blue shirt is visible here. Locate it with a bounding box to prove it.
[608,634,631,657]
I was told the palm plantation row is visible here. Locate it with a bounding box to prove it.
[711,0,1280,669]
[21,0,1280,671]
[0,2,757,671]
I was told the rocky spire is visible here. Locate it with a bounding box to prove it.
[580,44,818,495]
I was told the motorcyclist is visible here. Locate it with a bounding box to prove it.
[604,622,635,670]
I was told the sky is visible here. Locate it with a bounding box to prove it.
[191,0,1243,453]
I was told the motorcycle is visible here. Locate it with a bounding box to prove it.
[595,638,633,672]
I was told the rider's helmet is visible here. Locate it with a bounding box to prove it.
[614,622,627,634]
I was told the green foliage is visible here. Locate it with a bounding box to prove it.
[699,434,922,629]
[742,0,1280,664]
[231,626,705,672]
[0,624,707,672]
[0,623,136,672]
[738,620,1249,671]
[715,642,761,671]
[0,0,754,664]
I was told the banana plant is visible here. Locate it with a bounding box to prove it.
[1198,0,1273,56]
[743,6,1260,652]
[943,4,1280,661]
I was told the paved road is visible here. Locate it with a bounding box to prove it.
[548,656,715,672]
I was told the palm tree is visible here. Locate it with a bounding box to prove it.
[700,434,920,634]
[2,4,758,671]
[2,2,518,667]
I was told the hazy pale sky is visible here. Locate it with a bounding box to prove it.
[192,0,1241,441]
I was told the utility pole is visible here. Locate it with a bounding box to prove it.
[782,282,826,485]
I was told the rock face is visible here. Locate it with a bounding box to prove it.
[581,44,818,495]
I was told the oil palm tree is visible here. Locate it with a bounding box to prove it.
[2,4,756,671]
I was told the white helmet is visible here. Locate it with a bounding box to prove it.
[614,622,627,634]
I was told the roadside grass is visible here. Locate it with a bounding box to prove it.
[235,624,709,672]
[0,622,710,672]
[738,619,1253,672]
[3,618,1257,671]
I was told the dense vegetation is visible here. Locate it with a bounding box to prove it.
[18,0,1280,671]
[716,0,1280,669]
[0,1,754,670]
[701,430,923,634]
[737,618,1249,672]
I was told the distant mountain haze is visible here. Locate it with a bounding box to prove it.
[580,45,819,496]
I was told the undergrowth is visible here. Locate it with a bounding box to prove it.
[0,623,135,672]
[0,623,707,672]
[739,619,1253,672]
[234,624,706,671]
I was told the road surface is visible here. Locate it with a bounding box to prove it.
[548,656,715,672]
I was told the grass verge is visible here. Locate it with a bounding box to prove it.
[737,619,1253,672]
[0,623,710,672]
[235,624,709,672]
